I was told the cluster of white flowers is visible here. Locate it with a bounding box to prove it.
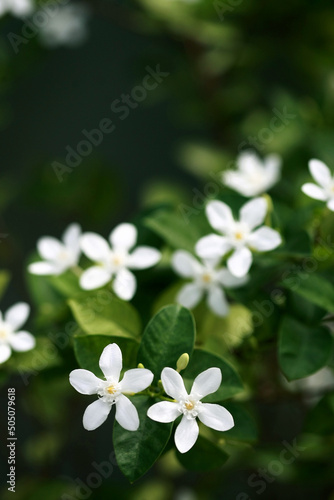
[70,343,234,453]
[28,222,162,302]
[0,303,35,363]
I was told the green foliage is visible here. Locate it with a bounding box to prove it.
[113,396,173,483]
[279,315,333,381]
[176,435,229,471]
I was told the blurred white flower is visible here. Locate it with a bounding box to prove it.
[223,151,281,197]
[196,197,281,277]
[283,367,334,406]
[301,159,334,211]
[148,367,234,453]
[38,4,89,48]
[0,303,35,364]
[70,343,153,431]
[79,223,161,300]
[28,223,82,276]
[0,0,34,18]
[171,250,248,317]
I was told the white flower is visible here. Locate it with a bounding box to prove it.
[301,159,334,211]
[28,223,82,276]
[196,198,281,278]
[223,151,281,197]
[171,250,248,317]
[0,0,33,17]
[0,303,35,364]
[147,367,234,453]
[69,344,153,431]
[79,223,161,300]
[39,4,89,48]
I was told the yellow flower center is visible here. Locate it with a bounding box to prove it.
[0,330,7,339]
[107,385,117,395]
[185,401,195,411]
[202,273,212,284]
[235,232,244,240]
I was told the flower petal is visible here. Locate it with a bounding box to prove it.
[216,268,249,288]
[79,266,111,290]
[207,286,229,317]
[172,250,202,278]
[227,247,253,277]
[115,394,139,431]
[327,199,334,211]
[99,343,122,380]
[174,416,199,453]
[196,235,232,259]
[128,246,161,270]
[309,159,332,188]
[120,368,153,393]
[63,223,81,255]
[0,344,11,364]
[177,283,204,310]
[198,403,234,431]
[264,153,282,181]
[83,399,111,431]
[248,227,282,251]
[37,237,63,260]
[109,223,137,251]
[191,367,222,399]
[8,331,35,352]
[147,401,181,423]
[301,183,327,201]
[112,268,137,301]
[5,302,30,330]
[161,367,188,400]
[28,261,63,275]
[80,232,110,261]
[239,197,267,230]
[206,201,234,233]
[69,369,102,395]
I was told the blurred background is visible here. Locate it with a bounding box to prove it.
[1,0,334,499]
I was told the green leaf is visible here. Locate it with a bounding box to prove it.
[144,209,210,253]
[49,271,83,298]
[304,392,334,436]
[73,335,139,376]
[282,273,334,313]
[176,435,229,472]
[68,292,141,338]
[183,349,244,402]
[113,395,172,483]
[279,315,333,381]
[137,305,195,381]
[0,270,10,301]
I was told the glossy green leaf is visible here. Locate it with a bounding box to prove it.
[176,435,229,472]
[73,335,139,376]
[279,315,333,381]
[282,273,334,313]
[182,349,244,402]
[217,402,258,443]
[137,305,195,381]
[113,395,172,483]
[68,292,141,338]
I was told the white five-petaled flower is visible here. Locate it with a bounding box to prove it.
[222,151,281,197]
[69,344,154,431]
[0,303,35,364]
[171,250,248,317]
[28,223,82,276]
[39,4,90,48]
[79,223,161,300]
[0,0,33,17]
[147,367,234,453]
[301,159,334,211]
[196,198,282,278]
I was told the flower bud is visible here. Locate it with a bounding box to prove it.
[137,363,145,369]
[176,353,189,372]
